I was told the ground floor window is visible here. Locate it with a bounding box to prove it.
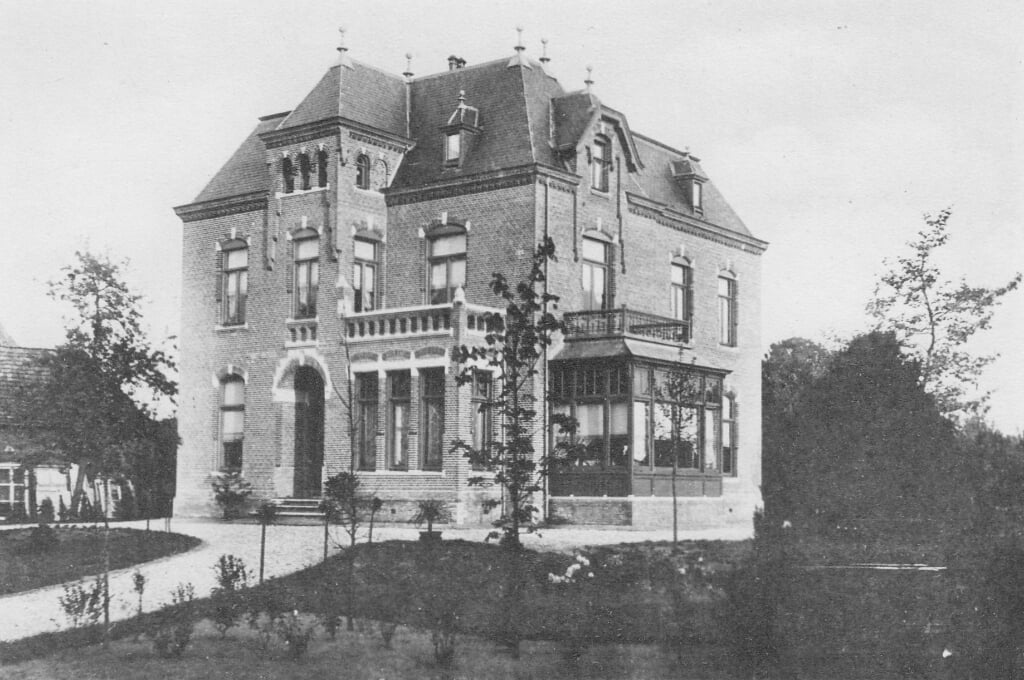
[420,368,445,471]
[551,361,728,474]
[387,371,410,470]
[355,372,378,471]
[0,468,26,515]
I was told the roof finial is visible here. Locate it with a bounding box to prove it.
[337,27,353,68]
[539,38,550,65]
[585,65,594,92]
[403,52,414,80]
[515,25,525,52]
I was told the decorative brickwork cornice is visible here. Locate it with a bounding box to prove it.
[626,193,768,254]
[260,116,414,151]
[386,164,578,206]
[174,191,268,223]
[348,130,410,155]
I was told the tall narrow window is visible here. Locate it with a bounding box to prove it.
[221,376,245,470]
[445,133,461,162]
[317,149,329,187]
[294,236,319,319]
[299,153,311,191]
[470,370,492,470]
[429,232,467,304]
[692,181,702,211]
[591,136,611,192]
[582,238,609,311]
[222,244,248,326]
[282,157,294,193]
[355,373,378,471]
[387,371,410,470]
[722,396,736,476]
[355,154,370,190]
[718,276,738,346]
[420,368,445,471]
[0,468,26,516]
[671,262,693,342]
[352,239,377,312]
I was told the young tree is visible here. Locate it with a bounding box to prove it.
[451,238,563,549]
[867,208,1021,417]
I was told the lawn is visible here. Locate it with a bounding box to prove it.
[0,525,201,595]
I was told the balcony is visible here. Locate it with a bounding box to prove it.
[563,308,690,345]
[345,303,502,343]
[285,318,318,347]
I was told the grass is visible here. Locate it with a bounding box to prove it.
[0,525,200,595]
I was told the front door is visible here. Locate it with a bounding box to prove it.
[293,367,324,497]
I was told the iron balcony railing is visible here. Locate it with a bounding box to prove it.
[563,308,691,345]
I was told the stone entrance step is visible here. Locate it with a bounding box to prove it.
[252,497,326,523]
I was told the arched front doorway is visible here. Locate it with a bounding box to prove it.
[293,366,325,497]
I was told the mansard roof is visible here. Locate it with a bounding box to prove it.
[182,49,757,241]
[0,346,49,429]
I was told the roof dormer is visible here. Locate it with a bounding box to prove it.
[441,90,481,167]
[671,151,709,214]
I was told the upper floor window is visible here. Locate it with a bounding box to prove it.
[299,153,311,191]
[445,133,461,163]
[282,157,295,193]
[220,375,245,470]
[591,136,611,192]
[429,232,467,304]
[353,239,378,312]
[420,368,445,471]
[355,154,370,190]
[718,275,738,346]
[387,371,410,470]
[222,243,248,326]
[317,149,329,188]
[671,262,693,342]
[294,236,319,319]
[582,237,609,311]
[692,181,703,211]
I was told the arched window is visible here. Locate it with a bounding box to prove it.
[221,241,248,326]
[429,230,466,304]
[317,149,329,188]
[582,237,609,311]
[220,375,245,470]
[293,233,319,319]
[355,154,370,190]
[282,157,295,193]
[299,153,311,191]
[591,136,611,192]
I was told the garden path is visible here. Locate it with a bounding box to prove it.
[0,519,750,641]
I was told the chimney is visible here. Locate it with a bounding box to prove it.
[448,55,460,71]
[457,57,467,69]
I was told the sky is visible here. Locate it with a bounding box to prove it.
[0,0,1021,432]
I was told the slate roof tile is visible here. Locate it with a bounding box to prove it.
[192,114,285,204]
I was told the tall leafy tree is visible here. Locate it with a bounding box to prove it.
[16,251,177,513]
[867,208,1020,417]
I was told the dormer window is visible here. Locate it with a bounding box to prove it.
[591,136,611,192]
[445,133,461,163]
[692,181,703,212]
[441,90,480,168]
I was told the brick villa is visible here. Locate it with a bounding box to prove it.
[172,34,767,529]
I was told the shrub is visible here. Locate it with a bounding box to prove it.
[37,498,55,524]
[211,554,250,637]
[412,499,451,536]
[27,523,58,553]
[150,583,195,658]
[247,580,289,651]
[58,577,106,628]
[417,588,461,668]
[275,610,317,660]
[58,496,70,523]
[210,470,252,520]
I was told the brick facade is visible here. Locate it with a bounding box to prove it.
[173,46,767,531]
